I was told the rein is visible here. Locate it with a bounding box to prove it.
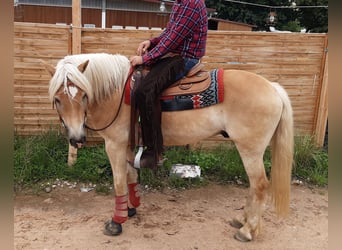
[84,67,134,132]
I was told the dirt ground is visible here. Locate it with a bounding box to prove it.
[14,183,328,250]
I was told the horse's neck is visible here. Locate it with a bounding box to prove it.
[86,91,128,130]
[84,55,131,130]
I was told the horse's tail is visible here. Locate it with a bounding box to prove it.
[270,82,294,217]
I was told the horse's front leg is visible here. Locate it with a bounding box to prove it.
[103,141,131,236]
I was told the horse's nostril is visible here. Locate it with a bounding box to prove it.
[81,136,86,144]
[70,136,86,148]
[69,138,78,148]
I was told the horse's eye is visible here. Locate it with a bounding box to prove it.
[54,97,61,108]
[82,94,88,105]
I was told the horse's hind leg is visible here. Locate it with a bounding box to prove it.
[232,146,269,242]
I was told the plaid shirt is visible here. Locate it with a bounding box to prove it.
[142,0,208,65]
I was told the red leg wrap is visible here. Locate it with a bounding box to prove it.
[128,183,141,208]
[112,195,128,224]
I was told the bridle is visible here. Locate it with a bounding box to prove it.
[84,67,134,132]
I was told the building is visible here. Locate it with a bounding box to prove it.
[14,0,173,29]
[14,0,255,31]
[208,18,257,31]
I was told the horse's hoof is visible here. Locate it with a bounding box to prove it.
[103,220,122,236]
[128,207,136,217]
[234,229,252,242]
[229,218,244,229]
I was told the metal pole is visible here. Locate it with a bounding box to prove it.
[102,0,106,29]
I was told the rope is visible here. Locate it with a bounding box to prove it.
[84,67,133,131]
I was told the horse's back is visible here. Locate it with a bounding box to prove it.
[223,69,274,92]
[223,69,283,111]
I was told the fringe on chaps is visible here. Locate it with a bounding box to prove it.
[133,56,185,160]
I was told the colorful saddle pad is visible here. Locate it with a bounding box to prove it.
[125,68,224,112]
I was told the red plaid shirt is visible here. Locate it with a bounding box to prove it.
[142,0,208,65]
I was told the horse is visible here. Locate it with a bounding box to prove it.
[44,52,293,242]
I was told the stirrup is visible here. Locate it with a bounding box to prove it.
[133,146,144,169]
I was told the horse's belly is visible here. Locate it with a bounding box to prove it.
[163,130,214,146]
[161,108,224,146]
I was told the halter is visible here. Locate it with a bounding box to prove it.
[84,67,134,132]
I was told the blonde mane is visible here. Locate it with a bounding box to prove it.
[48,53,131,104]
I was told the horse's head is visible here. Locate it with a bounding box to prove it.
[43,53,131,148]
[44,59,90,148]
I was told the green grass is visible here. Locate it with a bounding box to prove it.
[14,130,328,192]
[292,135,328,186]
[14,130,112,191]
[14,130,69,186]
[163,145,248,184]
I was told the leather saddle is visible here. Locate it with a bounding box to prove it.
[162,62,210,96]
[131,62,211,97]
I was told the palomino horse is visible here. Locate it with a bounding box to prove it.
[44,53,293,242]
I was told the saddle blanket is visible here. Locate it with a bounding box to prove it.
[125,68,224,112]
[160,68,224,111]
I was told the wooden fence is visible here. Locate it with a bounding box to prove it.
[14,22,328,147]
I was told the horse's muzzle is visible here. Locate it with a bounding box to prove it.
[69,136,86,149]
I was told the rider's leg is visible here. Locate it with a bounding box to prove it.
[134,56,184,168]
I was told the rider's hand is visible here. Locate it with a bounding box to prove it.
[137,40,151,56]
[130,56,143,66]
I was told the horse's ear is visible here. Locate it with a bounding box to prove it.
[40,60,56,76]
[78,60,89,73]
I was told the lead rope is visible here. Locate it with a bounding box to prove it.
[84,67,134,132]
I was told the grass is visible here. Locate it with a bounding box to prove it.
[14,130,112,191]
[14,130,328,192]
[292,135,328,186]
[162,145,249,184]
[14,130,69,186]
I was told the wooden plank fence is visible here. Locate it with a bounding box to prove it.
[14,22,328,147]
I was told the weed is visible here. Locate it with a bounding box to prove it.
[292,135,328,186]
[14,130,69,186]
[64,145,112,183]
[14,130,111,189]
[14,131,328,191]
